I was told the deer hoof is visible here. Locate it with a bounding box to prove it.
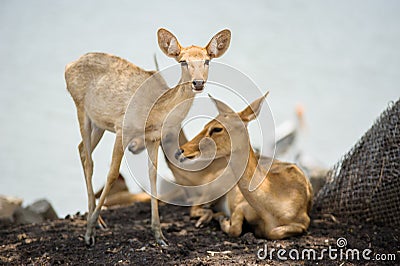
[154,232,169,247]
[85,234,95,247]
[156,237,168,247]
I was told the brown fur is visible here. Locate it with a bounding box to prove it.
[178,93,313,239]
[94,174,151,206]
[65,28,231,246]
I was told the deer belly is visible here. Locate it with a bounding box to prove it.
[85,105,122,133]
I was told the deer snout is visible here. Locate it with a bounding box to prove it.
[192,80,205,92]
[175,149,184,160]
[128,138,145,154]
[175,148,188,163]
[175,148,198,162]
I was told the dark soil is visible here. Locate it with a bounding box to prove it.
[0,203,398,265]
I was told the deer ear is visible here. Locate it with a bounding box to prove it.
[206,29,231,59]
[239,92,269,123]
[208,94,234,114]
[157,28,181,59]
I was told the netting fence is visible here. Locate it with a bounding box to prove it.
[313,98,400,228]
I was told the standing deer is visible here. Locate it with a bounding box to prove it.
[65,28,231,246]
[176,93,313,239]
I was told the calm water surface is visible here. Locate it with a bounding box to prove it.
[0,0,399,215]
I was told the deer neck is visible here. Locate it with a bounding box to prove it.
[151,77,195,138]
[177,81,195,97]
[157,77,195,109]
[166,73,195,100]
[235,144,268,203]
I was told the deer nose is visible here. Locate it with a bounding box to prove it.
[175,149,184,160]
[192,80,205,91]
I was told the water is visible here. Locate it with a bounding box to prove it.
[0,0,399,216]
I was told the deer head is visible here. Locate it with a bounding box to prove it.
[158,28,231,92]
[176,92,269,162]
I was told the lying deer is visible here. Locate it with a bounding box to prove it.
[65,28,231,246]
[176,93,313,239]
[95,173,151,206]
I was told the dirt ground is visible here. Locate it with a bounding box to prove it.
[0,202,398,265]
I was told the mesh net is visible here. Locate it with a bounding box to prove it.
[313,98,400,228]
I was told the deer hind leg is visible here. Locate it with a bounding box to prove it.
[79,127,104,170]
[266,222,307,240]
[85,131,123,246]
[76,109,97,222]
[77,116,106,229]
[90,126,107,229]
[147,139,168,246]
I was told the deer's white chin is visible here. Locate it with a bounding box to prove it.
[191,85,204,93]
[178,154,198,163]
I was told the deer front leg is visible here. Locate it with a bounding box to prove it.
[190,205,214,228]
[215,208,244,237]
[147,139,168,246]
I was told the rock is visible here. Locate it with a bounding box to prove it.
[1,197,58,226]
[14,207,44,224]
[27,199,58,220]
[0,195,23,206]
[0,197,20,225]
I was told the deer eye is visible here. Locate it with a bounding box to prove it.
[210,127,223,136]
[180,61,188,67]
[204,60,210,66]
